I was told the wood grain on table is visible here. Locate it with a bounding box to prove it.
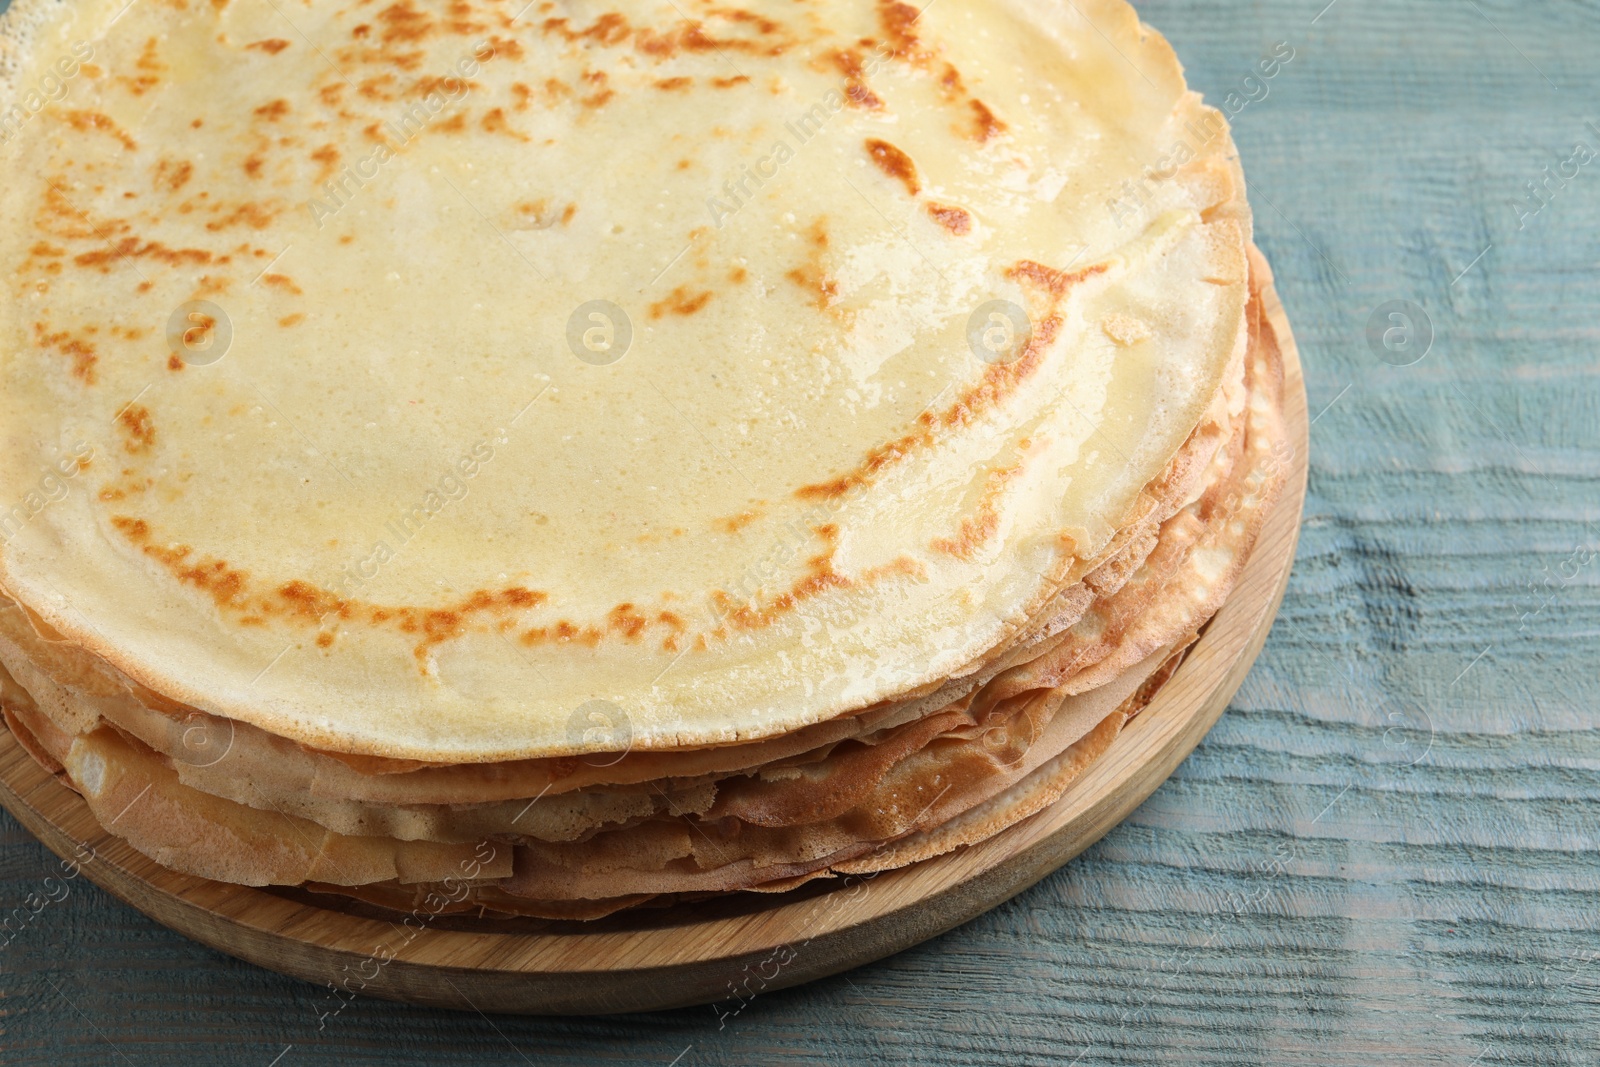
[1,0,1598,1063]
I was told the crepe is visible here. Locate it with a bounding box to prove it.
[0,0,1249,762]
[0,0,1288,919]
[0,313,1242,830]
[0,271,1285,910]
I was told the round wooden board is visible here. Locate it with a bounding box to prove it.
[0,264,1307,1017]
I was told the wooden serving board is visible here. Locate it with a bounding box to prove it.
[0,278,1307,1017]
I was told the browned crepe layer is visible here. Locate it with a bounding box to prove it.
[0,258,1286,913]
[0,288,1249,830]
[0,0,1292,926]
[299,648,1181,921]
[0,315,1254,858]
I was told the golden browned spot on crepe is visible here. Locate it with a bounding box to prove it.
[831,48,883,109]
[154,158,194,191]
[865,138,920,196]
[61,109,137,150]
[32,323,98,383]
[969,99,1006,141]
[117,404,156,453]
[649,286,714,319]
[926,201,971,234]
[795,314,1065,500]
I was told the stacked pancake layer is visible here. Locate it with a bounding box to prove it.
[0,0,1288,919]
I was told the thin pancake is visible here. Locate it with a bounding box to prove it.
[0,260,1285,906]
[0,329,1256,850]
[0,0,1251,760]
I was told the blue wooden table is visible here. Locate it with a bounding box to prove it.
[3,0,1599,1063]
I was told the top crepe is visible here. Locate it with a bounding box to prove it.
[0,0,1249,760]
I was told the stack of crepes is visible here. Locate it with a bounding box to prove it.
[0,0,1287,919]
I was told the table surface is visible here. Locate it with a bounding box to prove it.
[3,0,1599,1064]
